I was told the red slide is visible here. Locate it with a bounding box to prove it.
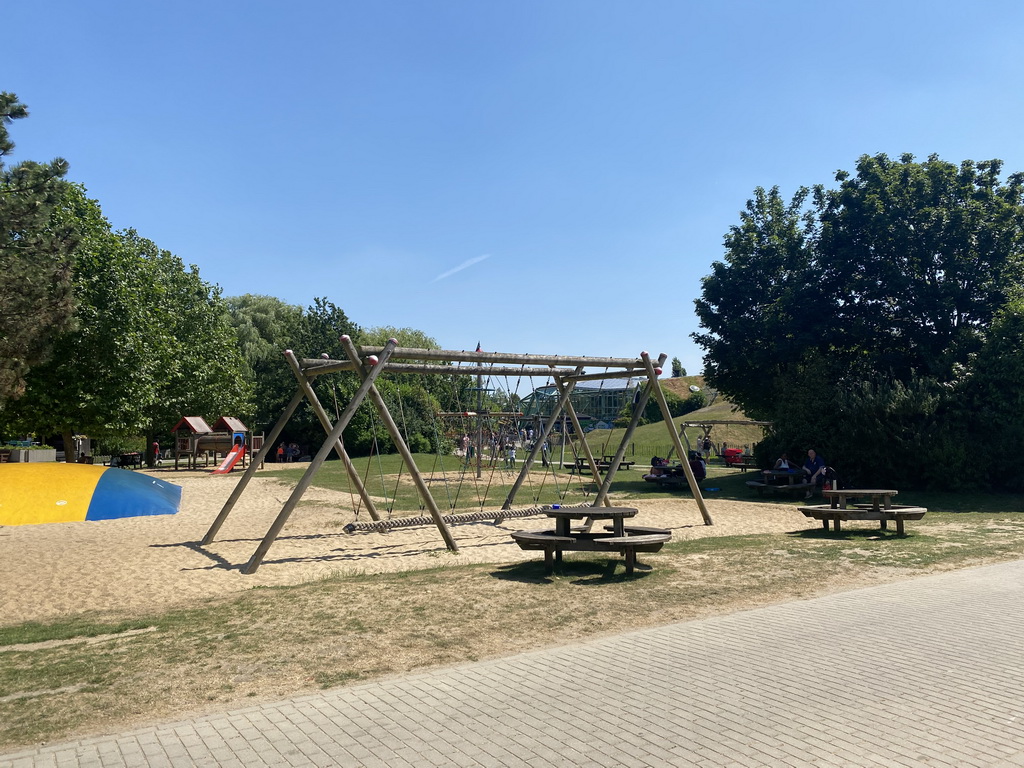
[212,444,245,474]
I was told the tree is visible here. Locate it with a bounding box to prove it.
[693,185,822,418]
[3,186,158,448]
[0,93,76,405]
[225,294,305,436]
[814,154,1024,381]
[3,187,251,460]
[362,326,438,350]
[696,153,1024,490]
[670,357,686,377]
[695,154,1024,419]
[134,232,252,463]
[957,297,1024,490]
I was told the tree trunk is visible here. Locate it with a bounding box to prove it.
[62,429,76,463]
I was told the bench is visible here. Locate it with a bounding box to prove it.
[117,453,143,469]
[604,525,672,536]
[597,533,671,574]
[600,457,635,470]
[730,462,758,472]
[746,480,812,496]
[798,505,927,535]
[510,531,576,574]
[511,529,671,575]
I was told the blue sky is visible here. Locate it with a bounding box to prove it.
[7,0,1024,377]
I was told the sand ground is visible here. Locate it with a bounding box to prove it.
[0,466,807,626]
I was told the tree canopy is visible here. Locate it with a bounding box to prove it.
[694,153,1024,489]
[2,185,252,456]
[0,93,77,404]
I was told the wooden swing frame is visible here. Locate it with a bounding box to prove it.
[202,338,712,573]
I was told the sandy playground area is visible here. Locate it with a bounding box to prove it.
[0,467,809,626]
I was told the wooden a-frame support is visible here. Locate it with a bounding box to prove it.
[202,341,712,573]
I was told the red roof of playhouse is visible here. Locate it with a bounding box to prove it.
[213,416,248,433]
[172,416,213,434]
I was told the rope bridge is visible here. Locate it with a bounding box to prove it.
[343,502,592,534]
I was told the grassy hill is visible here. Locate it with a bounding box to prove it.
[580,375,768,460]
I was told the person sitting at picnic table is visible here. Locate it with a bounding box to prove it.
[688,450,707,482]
[803,448,827,498]
[774,452,794,470]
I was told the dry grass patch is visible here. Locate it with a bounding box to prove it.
[2,512,1023,750]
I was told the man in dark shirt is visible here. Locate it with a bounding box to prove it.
[803,449,826,498]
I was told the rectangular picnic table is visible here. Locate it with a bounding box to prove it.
[510,507,670,575]
[563,457,635,473]
[746,469,811,496]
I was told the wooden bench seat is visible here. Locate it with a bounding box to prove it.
[597,533,671,574]
[604,524,672,536]
[510,529,671,575]
[798,505,927,535]
[747,480,812,496]
[511,531,576,574]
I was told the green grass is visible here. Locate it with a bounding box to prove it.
[4,500,1024,750]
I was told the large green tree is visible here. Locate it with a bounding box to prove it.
[693,185,822,418]
[695,153,1024,489]
[4,186,251,459]
[0,93,77,405]
[696,154,1024,418]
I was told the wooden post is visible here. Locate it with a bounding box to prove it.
[339,336,460,554]
[202,385,306,545]
[242,338,399,574]
[284,350,381,522]
[592,358,664,507]
[641,352,713,526]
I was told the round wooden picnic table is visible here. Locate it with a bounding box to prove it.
[822,489,898,511]
[544,507,638,537]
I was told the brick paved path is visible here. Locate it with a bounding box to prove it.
[4,560,1024,767]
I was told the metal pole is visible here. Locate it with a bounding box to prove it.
[476,368,483,480]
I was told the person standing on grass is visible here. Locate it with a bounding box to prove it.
[277,443,285,463]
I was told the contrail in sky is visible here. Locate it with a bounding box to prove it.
[432,254,490,282]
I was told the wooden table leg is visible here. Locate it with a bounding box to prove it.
[822,519,829,531]
[544,548,554,575]
[624,548,636,575]
[896,518,905,535]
